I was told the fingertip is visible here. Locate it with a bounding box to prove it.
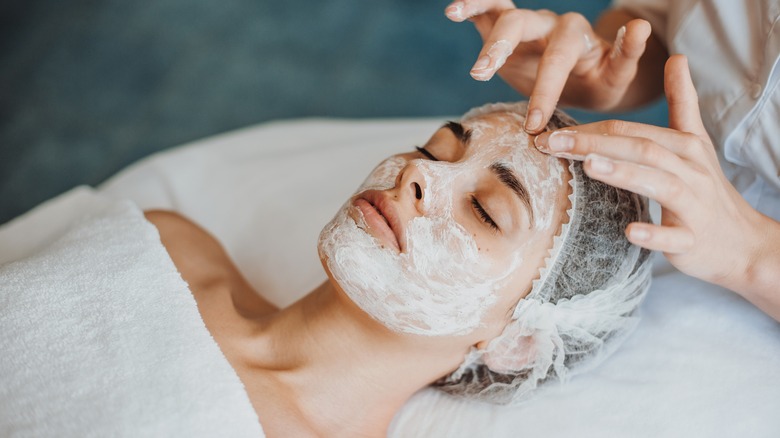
[533,131,552,152]
[626,223,651,243]
[470,39,515,82]
[664,54,697,101]
[584,153,614,175]
[523,107,546,133]
[665,54,690,76]
[616,19,650,60]
[626,18,652,41]
[444,6,467,23]
[469,52,494,80]
[470,70,494,81]
[444,2,467,22]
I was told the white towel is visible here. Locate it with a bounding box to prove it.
[0,194,263,438]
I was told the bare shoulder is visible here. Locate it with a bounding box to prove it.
[144,209,209,238]
[144,209,278,315]
[144,210,222,260]
[144,209,234,289]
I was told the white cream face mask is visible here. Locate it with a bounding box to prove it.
[318,112,566,337]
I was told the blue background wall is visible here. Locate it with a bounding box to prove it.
[0,0,667,223]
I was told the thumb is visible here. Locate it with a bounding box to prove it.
[665,55,707,137]
[603,19,651,88]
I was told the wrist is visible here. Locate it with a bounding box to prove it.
[728,210,780,319]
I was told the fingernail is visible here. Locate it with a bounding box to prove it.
[534,132,550,151]
[525,109,544,132]
[587,154,614,174]
[630,226,650,242]
[470,55,493,81]
[487,40,512,71]
[471,55,490,70]
[445,2,465,21]
[548,131,574,152]
[582,33,595,54]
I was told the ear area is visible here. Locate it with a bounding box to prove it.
[480,333,537,374]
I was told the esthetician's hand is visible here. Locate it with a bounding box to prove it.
[534,55,780,321]
[445,0,652,133]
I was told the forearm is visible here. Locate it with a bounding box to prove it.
[729,212,780,322]
[594,8,668,111]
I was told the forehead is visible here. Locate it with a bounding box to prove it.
[462,110,526,136]
[459,111,548,169]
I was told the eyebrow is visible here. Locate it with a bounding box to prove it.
[489,162,534,224]
[444,121,472,146]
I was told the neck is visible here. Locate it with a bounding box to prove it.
[239,281,468,437]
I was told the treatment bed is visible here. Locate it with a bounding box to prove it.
[1,118,778,437]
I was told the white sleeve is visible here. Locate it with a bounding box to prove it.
[611,0,670,42]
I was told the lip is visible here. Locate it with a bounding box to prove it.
[353,190,403,252]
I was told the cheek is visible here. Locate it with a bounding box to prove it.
[470,226,555,314]
[441,196,531,287]
[415,160,463,214]
[359,156,408,191]
[477,272,533,336]
[483,252,542,323]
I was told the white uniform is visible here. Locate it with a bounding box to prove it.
[613,0,780,221]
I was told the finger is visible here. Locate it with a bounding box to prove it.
[534,130,689,174]
[602,19,651,87]
[665,55,708,137]
[626,222,695,254]
[540,119,703,160]
[444,0,515,23]
[524,12,592,134]
[583,154,694,214]
[469,9,557,81]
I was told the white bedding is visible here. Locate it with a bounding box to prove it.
[2,117,779,437]
[0,195,262,437]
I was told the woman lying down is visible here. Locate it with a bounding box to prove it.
[0,102,651,437]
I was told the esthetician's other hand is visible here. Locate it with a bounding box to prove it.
[535,55,780,322]
[445,0,659,133]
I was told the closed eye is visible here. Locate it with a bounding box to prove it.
[415,146,440,161]
[471,196,499,232]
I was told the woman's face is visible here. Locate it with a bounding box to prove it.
[318,110,571,340]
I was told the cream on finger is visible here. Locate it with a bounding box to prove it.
[470,40,513,81]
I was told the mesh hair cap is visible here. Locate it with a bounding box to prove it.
[433,102,653,404]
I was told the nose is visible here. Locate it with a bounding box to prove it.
[395,160,428,213]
